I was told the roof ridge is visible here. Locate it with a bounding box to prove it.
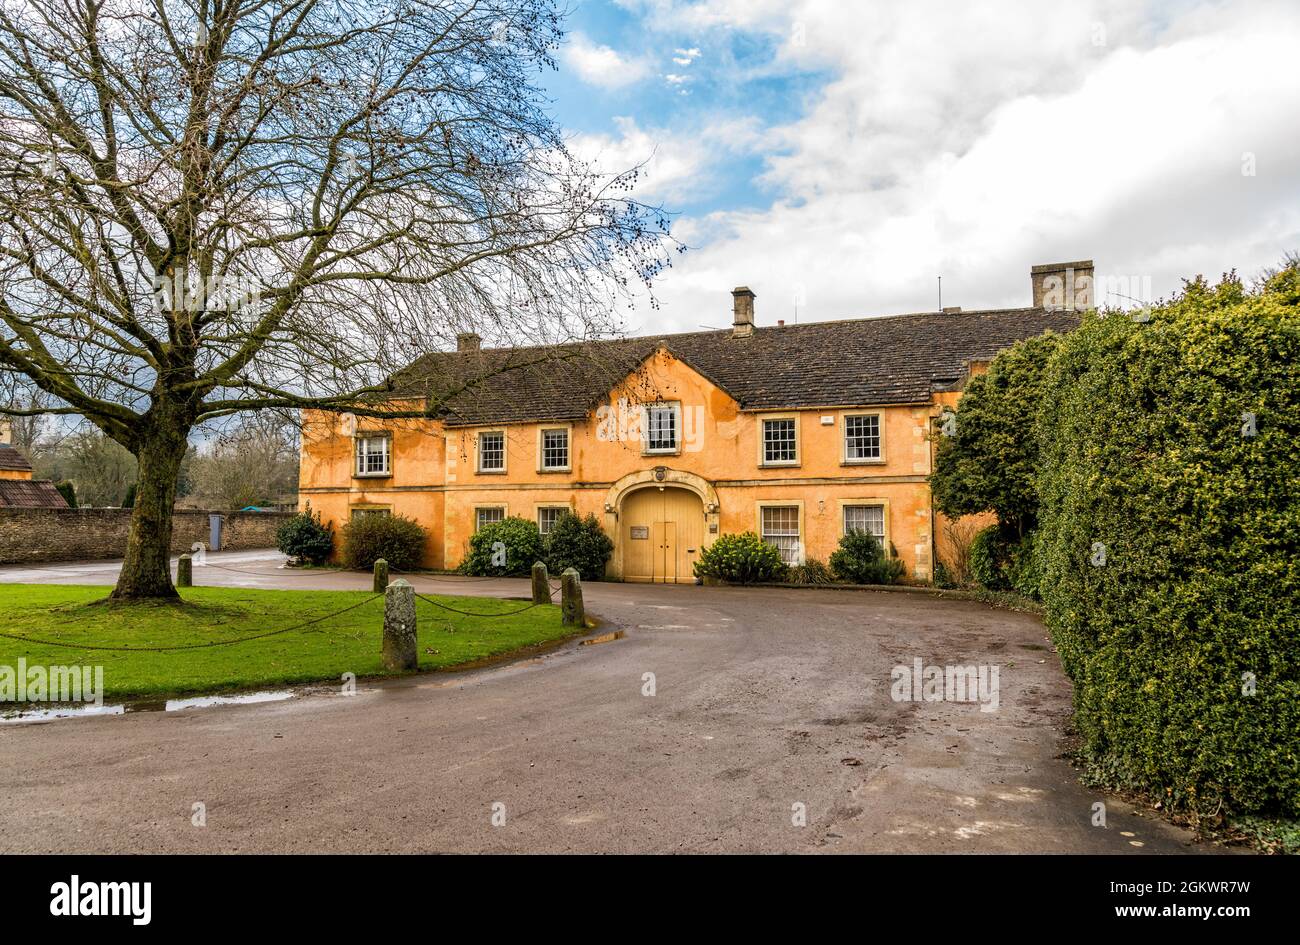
[417,305,1056,359]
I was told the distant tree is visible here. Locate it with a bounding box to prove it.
[54,480,77,509]
[191,415,299,509]
[55,430,138,507]
[0,1,674,599]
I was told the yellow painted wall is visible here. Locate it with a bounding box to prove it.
[0,468,32,481]
[299,348,958,580]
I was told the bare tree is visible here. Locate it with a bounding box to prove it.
[55,427,138,505]
[190,412,298,508]
[0,0,673,599]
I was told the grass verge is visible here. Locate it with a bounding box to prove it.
[0,584,572,702]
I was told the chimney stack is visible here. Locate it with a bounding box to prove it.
[456,332,482,352]
[732,286,755,338]
[1031,260,1094,311]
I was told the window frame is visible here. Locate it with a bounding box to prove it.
[476,430,507,474]
[757,413,801,468]
[353,432,392,478]
[837,498,892,556]
[474,505,507,532]
[537,425,572,473]
[641,401,682,456]
[755,500,805,566]
[841,411,885,465]
[535,504,570,536]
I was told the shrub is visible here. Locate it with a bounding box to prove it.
[544,512,614,581]
[1006,530,1043,600]
[829,530,905,585]
[931,332,1062,533]
[937,517,981,587]
[276,504,335,565]
[787,558,835,585]
[341,513,426,571]
[460,516,544,577]
[1036,265,1300,819]
[692,531,787,584]
[55,480,77,509]
[969,524,1012,590]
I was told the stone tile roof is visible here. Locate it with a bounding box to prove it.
[0,443,33,472]
[395,308,1079,427]
[0,478,69,508]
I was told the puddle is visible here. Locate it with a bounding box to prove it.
[0,704,125,724]
[1,689,295,724]
[579,630,626,646]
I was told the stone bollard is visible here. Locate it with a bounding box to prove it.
[177,553,192,588]
[373,558,389,594]
[531,561,550,605]
[382,578,418,671]
[561,568,585,628]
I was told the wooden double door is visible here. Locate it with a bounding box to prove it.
[621,486,705,584]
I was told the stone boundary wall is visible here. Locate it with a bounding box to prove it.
[0,509,292,565]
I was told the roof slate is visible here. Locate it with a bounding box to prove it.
[394,307,1079,427]
[0,443,33,471]
[0,478,69,508]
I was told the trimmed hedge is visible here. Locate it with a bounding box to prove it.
[341,513,426,571]
[1036,267,1300,819]
[460,516,545,577]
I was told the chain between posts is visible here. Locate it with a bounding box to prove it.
[0,594,383,652]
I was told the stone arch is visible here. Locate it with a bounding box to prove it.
[605,467,719,513]
[604,468,720,580]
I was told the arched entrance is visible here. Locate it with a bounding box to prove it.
[620,485,706,583]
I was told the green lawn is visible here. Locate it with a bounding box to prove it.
[0,584,573,701]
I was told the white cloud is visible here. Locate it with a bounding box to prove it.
[561,32,651,88]
[610,0,1300,332]
[570,115,765,205]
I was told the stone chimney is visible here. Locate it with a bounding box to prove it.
[1031,260,1094,311]
[732,286,755,338]
[456,332,481,352]
[0,418,10,445]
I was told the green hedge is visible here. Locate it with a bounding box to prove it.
[460,516,545,577]
[1036,268,1300,818]
[341,513,426,571]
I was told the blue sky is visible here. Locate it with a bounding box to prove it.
[542,1,827,222]
[535,1,1300,336]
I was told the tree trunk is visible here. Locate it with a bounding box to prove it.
[110,427,190,601]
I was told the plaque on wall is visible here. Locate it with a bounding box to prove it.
[630,526,649,539]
